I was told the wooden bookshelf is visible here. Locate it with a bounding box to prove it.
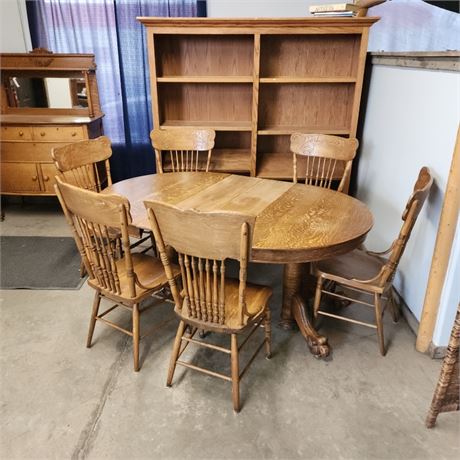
[139,17,379,184]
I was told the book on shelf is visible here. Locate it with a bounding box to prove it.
[309,3,359,13]
[312,11,356,17]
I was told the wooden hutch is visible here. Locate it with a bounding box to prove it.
[139,17,379,187]
[0,49,103,196]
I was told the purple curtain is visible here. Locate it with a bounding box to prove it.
[28,0,198,180]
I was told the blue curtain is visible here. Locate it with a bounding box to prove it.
[27,0,199,181]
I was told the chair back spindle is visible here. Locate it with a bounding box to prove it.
[52,136,112,192]
[290,133,359,192]
[146,202,254,328]
[150,128,216,173]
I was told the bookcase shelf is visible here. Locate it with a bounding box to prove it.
[140,17,379,185]
[161,120,252,131]
[259,77,357,83]
[157,76,253,83]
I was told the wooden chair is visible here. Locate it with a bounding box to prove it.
[145,201,272,412]
[53,136,153,259]
[150,128,216,173]
[55,177,180,371]
[426,303,460,428]
[291,133,359,193]
[52,136,113,191]
[312,167,433,355]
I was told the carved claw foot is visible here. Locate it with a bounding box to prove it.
[291,293,331,359]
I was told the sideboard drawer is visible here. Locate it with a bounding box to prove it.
[0,163,41,193]
[1,142,70,162]
[1,126,33,141]
[32,126,86,141]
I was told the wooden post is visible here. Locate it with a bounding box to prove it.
[416,126,460,352]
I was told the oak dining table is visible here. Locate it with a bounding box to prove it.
[104,171,373,358]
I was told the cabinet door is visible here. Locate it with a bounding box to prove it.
[0,163,41,193]
[39,163,60,194]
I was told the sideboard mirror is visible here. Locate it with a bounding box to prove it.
[0,48,102,118]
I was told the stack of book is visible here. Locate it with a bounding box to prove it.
[309,3,360,17]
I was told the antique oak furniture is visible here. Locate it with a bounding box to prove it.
[53,136,155,256]
[313,167,433,355]
[0,49,103,197]
[291,133,359,193]
[52,136,112,192]
[104,172,373,358]
[146,202,272,412]
[426,303,459,428]
[150,127,216,173]
[55,177,180,371]
[138,17,378,189]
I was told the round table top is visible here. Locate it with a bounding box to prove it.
[105,172,373,264]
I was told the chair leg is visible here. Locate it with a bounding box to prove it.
[313,277,323,320]
[133,303,140,372]
[231,334,240,412]
[167,320,186,387]
[389,288,401,323]
[374,293,386,356]
[264,309,272,359]
[86,291,101,348]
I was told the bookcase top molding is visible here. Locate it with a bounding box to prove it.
[137,16,380,29]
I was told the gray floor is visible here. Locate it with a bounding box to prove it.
[1,198,459,460]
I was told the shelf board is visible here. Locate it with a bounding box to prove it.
[258,127,351,136]
[257,152,345,180]
[163,149,251,173]
[161,120,253,132]
[158,76,253,83]
[259,77,356,84]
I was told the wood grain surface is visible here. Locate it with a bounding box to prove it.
[105,172,373,264]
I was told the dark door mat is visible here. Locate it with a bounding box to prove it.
[0,236,85,290]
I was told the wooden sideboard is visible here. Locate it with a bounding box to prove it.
[138,17,379,189]
[0,50,104,196]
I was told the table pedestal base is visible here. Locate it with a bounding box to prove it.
[279,262,330,359]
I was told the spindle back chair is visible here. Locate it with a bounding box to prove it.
[55,177,179,371]
[52,136,112,191]
[53,136,154,261]
[150,128,216,173]
[290,133,359,193]
[145,201,272,412]
[313,167,433,355]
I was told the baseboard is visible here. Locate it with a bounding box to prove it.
[393,288,447,359]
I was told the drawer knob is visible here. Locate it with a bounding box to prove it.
[43,176,50,182]
[19,131,24,137]
[40,132,46,137]
[32,175,38,181]
[71,132,77,137]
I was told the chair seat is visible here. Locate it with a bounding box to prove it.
[89,253,180,302]
[315,248,387,290]
[179,278,272,331]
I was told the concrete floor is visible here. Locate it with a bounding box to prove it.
[1,198,459,459]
